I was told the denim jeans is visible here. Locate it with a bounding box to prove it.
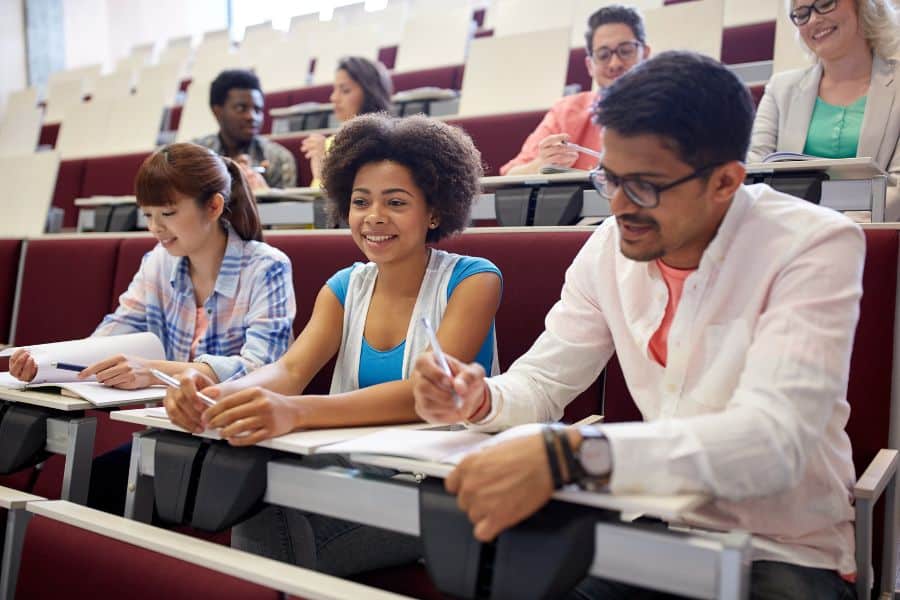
[568,560,856,600]
[231,454,422,577]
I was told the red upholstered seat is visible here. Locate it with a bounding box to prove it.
[378,45,397,70]
[446,110,546,176]
[13,237,120,345]
[52,159,87,229]
[81,151,152,198]
[566,47,592,94]
[749,84,765,107]
[392,65,465,92]
[16,516,278,600]
[288,84,333,106]
[0,239,22,343]
[262,90,295,135]
[266,233,364,394]
[269,133,311,186]
[721,21,776,65]
[169,104,183,131]
[39,123,60,149]
[112,237,158,310]
[437,230,600,421]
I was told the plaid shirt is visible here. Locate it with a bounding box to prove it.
[95,225,296,382]
[193,133,298,188]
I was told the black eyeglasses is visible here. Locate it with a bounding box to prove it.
[790,0,838,26]
[589,163,723,209]
[591,41,643,64]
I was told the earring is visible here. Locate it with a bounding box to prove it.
[429,221,437,229]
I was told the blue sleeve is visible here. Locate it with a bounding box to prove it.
[447,256,503,299]
[326,264,359,307]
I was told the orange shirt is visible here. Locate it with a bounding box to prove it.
[500,92,602,175]
[648,259,695,366]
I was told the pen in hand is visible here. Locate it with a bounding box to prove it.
[51,361,89,372]
[150,368,217,408]
[564,141,603,160]
[420,317,464,411]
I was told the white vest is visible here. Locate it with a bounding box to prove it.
[330,249,499,394]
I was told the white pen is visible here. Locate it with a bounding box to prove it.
[565,141,603,160]
[150,368,216,407]
[420,316,463,410]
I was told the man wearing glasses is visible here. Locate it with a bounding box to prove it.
[413,52,862,599]
[500,5,650,175]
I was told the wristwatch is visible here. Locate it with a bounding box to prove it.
[574,427,612,491]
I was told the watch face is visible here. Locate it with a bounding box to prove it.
[580,437,612,477]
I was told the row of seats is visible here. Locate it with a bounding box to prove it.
[0,224,896,597]
[45,109,549,228]
[5,0,782,161]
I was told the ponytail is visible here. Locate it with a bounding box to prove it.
[222,157,263,242]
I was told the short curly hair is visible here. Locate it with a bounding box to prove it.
[321,113,483,242]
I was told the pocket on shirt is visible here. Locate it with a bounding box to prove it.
[694,320,752,410]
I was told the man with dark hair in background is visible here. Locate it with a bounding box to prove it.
[414,51,862,599]
[194,69,297,189]
[501,4,651,175]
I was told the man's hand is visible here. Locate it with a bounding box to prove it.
[412,351,489,424]
[446,429,555,541]
[533,133,579,170]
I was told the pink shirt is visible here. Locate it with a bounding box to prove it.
[648,260,695,367]
[500,92,602,175]
[476,184,864,575]
[190,307,210,360]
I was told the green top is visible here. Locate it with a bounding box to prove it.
[802,95,867,159]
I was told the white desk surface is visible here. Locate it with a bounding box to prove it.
[112,408,435,455]
[74,195,137,207]
[745,157,886,180]
[481,171,592,190]
[0,387,94,411]
[0,386,159,411]
[27,500,412,600]
[256,187,324,201]
[341,453,705,522]
[0,485,44,510]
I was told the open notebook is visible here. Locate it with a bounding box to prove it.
[0,332,167,406]
[0,372,166,406]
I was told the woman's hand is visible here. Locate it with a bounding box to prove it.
[79,355,158,389]
[9,349,37,382]
[164,368,221,433]
[201,387,302,446]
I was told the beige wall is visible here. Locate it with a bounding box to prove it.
[0,0,28,117]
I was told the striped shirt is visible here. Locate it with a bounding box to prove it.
[95,225,296,382]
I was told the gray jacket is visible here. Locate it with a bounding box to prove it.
[747,54,900,219]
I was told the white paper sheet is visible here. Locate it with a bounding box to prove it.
[0,332,166,384]
[317,429,491,463]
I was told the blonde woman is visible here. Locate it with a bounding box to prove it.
[747,0,900,218]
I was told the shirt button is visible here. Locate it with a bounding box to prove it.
[666,383,677,394]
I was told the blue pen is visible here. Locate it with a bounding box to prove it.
[420,317,463,410]
[51,361,88,372]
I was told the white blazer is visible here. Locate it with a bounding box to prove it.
[747,54,900,220]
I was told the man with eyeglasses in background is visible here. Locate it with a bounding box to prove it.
[500,5,650,175]
[412,51,862,599]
